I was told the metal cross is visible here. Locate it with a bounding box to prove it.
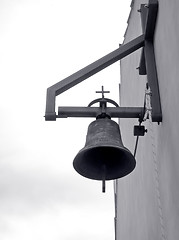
[96,86,110,98]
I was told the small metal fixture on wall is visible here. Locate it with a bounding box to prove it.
[45,0,162,191]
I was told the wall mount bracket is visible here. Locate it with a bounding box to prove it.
[45,0,162,123]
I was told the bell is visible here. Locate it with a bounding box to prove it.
[73,118,136,181]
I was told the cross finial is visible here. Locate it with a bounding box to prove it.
[96,86,110,98]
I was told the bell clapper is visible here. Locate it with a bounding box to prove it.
[102,164,106,193]
[102,179,106,193]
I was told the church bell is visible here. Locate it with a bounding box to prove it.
[73,118,136,181]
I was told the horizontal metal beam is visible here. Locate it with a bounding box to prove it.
[45,34,145,120]
[58,107,144,119]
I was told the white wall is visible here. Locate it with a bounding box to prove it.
[116,0,179,239]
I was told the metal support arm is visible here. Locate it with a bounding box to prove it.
[45,0,162,123]
[45,34,145,120]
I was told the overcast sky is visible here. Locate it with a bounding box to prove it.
[0,1,131,239]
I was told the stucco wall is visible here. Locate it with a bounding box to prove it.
[116,0,179,239]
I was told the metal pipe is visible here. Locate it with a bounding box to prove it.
[57,107,144,119]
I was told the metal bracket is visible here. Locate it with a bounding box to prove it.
[45,34,145,120]
[45,0,162,123]
[134,125,148,136]
[137,0,162,122]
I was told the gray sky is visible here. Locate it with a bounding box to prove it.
[0,0,131,239]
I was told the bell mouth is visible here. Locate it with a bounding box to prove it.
[73,146,136,180]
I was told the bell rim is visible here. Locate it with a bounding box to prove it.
[73,145,136,180]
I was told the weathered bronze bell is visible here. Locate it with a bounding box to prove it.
[73,118,136,181]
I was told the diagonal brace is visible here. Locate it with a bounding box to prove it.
[45,34,145,120]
